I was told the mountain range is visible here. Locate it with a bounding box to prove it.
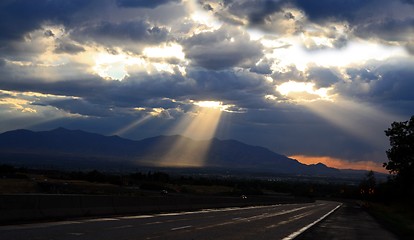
[0,128,372,177]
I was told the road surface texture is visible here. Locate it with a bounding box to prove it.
[1,201,340,240]
[296,201,398,240]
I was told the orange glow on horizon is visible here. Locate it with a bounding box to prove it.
[290,155,387,174]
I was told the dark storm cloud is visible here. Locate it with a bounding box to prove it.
[0,0,93,42]
[54,41,85,54]
[346,68,379,83]
[217,0,289,25]
[292,0,373,23]
[354,18,414,43]
[207,0,412,49]
[370,63,414,101]
[185,43,262,70]
[116,0,180,8]
[44,99,114,117]
[120,69,272,111]
[188,69,265,93]
[250,59,273,75]
[241,0,286,25]
[307,67,341,88]
[0,0,175,56]
[45,96,180,118]
[336,59,414,104]
[118,73,194,102]
[183,27,263,70]
[186,69,275,109]
[44,97,178,119]
[0,59,275,115]
[72,20,169,45]
[292,0,414,50]
[137,98,180,110]
[204,0,371,31]
[271,65,306,83]
[0,69,190,112]
[0,77,108,101]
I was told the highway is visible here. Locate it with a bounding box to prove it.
[0,201,341,240]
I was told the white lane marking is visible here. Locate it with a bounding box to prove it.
[145,221,163,225]
[238,205,311,222]
[68,232,84,236]
[171,225,192,231]
[118,204,283,222]
[118,215,154,220]
[266,209,316,229]
[282,203,342,240]
[196,205,314,230]
[0,203,314,231]
[155,204,282,217]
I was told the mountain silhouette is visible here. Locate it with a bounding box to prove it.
[0,128,346,176]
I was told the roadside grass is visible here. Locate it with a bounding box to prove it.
[0,178,38,193]
[1,174,240,196]
[366,201,414,240]
[0,177,132,195]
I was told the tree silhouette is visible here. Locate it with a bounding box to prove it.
[384,115,414,196]
[359,170,376,199]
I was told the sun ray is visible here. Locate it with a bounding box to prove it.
[156,101,224,167]
[113,115,153,137]
[302,98,403,148]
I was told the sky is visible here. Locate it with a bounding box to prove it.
[1,0,414,173]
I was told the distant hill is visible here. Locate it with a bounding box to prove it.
[0,128,368,177]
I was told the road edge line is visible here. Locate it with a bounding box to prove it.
[282,203,343,240]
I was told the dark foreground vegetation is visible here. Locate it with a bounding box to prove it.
[0,164,357,225]
[359,115,414,240]
[0,164,360,199]
[357,170,414,240]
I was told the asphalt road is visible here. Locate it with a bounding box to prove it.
[0,201,341,240]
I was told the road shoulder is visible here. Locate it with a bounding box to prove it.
[295,201,398,240]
